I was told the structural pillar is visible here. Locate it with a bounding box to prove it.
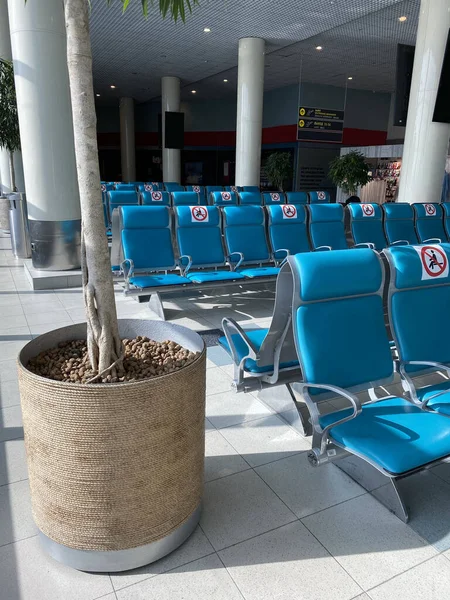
[119,97,136,182]
[161,76,181,183]
[397,0,450,204]
[8,0,81,270]
[235,37,265,188]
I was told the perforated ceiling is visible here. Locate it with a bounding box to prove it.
[89,0,420,104]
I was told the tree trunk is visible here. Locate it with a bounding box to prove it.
[9,151,16,192]
[64,0,123,378]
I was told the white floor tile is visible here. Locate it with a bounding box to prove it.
[115,554,243,600]
[302,494,437,590]
[0,360,19,382]
[0,294,21,308]
[0,535,114,600]
[29,321,74,337]
[200,469,295,551]
[220,521,363,600]
[110,527,214,591]
[0,479,36,546]
[0,379,21,409]
[219,415,310,468]
[205,430,250,482]
[206,368,233,395]
[0,303,24,317]
[25,309,71,326]
[256,454,364,518]
[369,554,450,600]
[0,314,28,331]
[0,439,28,486]
[206,389,273,429]
[0,405,23,442]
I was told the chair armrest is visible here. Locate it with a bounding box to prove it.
[423,238,442,244]
[398,360,450,408]
[178,254,193,276]
[121,259,134,291]
[227,252,244,271]
[221,317,259,364]
[315,245,332,252]
[274,248,290,266]
[390,240,409,246]
[354,242,375,249]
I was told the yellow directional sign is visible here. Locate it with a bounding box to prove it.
[299,107,306,116]
[299,119,305,127]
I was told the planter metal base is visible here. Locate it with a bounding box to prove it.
[38,504,201,573]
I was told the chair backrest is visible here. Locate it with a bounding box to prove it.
[413,203,446,243]
[120,206,176,271]
[175,205,226,268]
[108,191,139,220]
[348,203,387,251]
[308,203,348,250]
[172,191,200,206]
[242,186,260,193]
[140,190,170,206]
[115,183,136,192]
[383,203,419,245]
[262,192,285,205]
[101,183,115,226]
[309,191,330,203]
[185,185,206,200]
[222,205,271,264]
[137,182,162,193]
[224,185,243,193]
[164,182,184,193]
[239,191,262,205]
[443,203,450,240]
[285,191,309,205]
[210,191,238,206]
[267,204,310,256]
[288,248,393,392]
[384,244,450,372]
[206,185,224,195]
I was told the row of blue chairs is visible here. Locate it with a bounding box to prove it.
[349,202,450,250]
[218,244,450,522]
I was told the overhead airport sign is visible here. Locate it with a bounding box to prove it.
[297,106,345,143]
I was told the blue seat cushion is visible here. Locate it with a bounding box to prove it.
[187,271,246,284]
[129,274,191,288]
[415,379,450,415]
[238,267,280,278]
[319,396,450,475]
[218,329,299,373]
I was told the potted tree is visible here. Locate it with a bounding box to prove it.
[0,58,20,231]
[264,151,293,191]
[328,150,372,201]
[16,0,206,573]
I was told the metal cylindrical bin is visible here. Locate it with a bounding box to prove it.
[9,193,31,258]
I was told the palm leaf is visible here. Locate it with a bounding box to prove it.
[120,0,199,21]
[0,59,20,153]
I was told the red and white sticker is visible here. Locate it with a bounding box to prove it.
[193,185,201,193]
[415,245,449,280]
[282,205,297,219]
[101,184,106,192]
[144,184,153,192]
[230,186,237,192]
[151,182,159,186]
[151,191,163,202]
[317,191,326,200]
[425,204,436,217]
[221,192,232,202]
[362,204,375,217]
[270,193,281,202]
[191,206,208,222]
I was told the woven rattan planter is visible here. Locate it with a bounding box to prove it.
[17,319,206,572]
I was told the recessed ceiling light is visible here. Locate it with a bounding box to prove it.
[398,15,407,22]
[203,27,211,32]
[96,94,100,97]
[348,76,353,80]
[223,79,228,82]
[316,45,323,51]
[110,85,116,89]
[191,90,197,94]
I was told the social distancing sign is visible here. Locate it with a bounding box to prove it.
[282,205,297,219]
[415,245,449,280]
[362,204,375,217]
[425,204,436,216]
[193,186,200,193]
[270,193,281,202]
[317,191,326,200]
[151,191,162,201]
[144,184,153,191]
[191,206,208,222]
[221,192,232,201]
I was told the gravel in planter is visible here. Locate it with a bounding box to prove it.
[27,336,200,384]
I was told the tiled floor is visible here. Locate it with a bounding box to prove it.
[2,234,450,599]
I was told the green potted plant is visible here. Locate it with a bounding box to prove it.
[264,152,293,191]
[328,150,372,199]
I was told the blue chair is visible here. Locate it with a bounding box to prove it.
[174,205,246,285]
[115,183,136,192]
[348,203,387,251]
[262,192,285,205]
[108,190,139,223]
[224,185,243,193]
[242,186,260,193]
[383,203,419,246]
[443,203,450,240]
[222,205,279,278]
[267,204,310,258]
[172,191,201,206]
[210,191,238,206]
[288,247,450,522]
[413,203,446,243]
[239,191,262,205]
[141,191,170,206]
[309,191,330,203]
[120,206,191,319]
[185,185,206,203]
[308,203,349,250]
[384,243,450,415]
[137,183,161,193]
[285,192,309,205]
[206,185,223,197]
[164,182,184,193]
[101,183,115,227]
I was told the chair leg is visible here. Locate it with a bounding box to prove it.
[336,454,409,523]
[286,383,312,437]
[148,292,166,321]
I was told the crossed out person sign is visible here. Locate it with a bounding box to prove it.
[270,193,281,202]
[416,245,449,280]
[151,192,162,201]
[362,204,375,217]
[191,206,209,223]
[221,192,232,201]
[425,204,436,216]
[282,205,297,219]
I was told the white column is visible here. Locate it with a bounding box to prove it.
[161,76,181,183]
[235,37,265,187]
[8,0,81,270]
[397,0,450,204]
[119,97,136,181]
